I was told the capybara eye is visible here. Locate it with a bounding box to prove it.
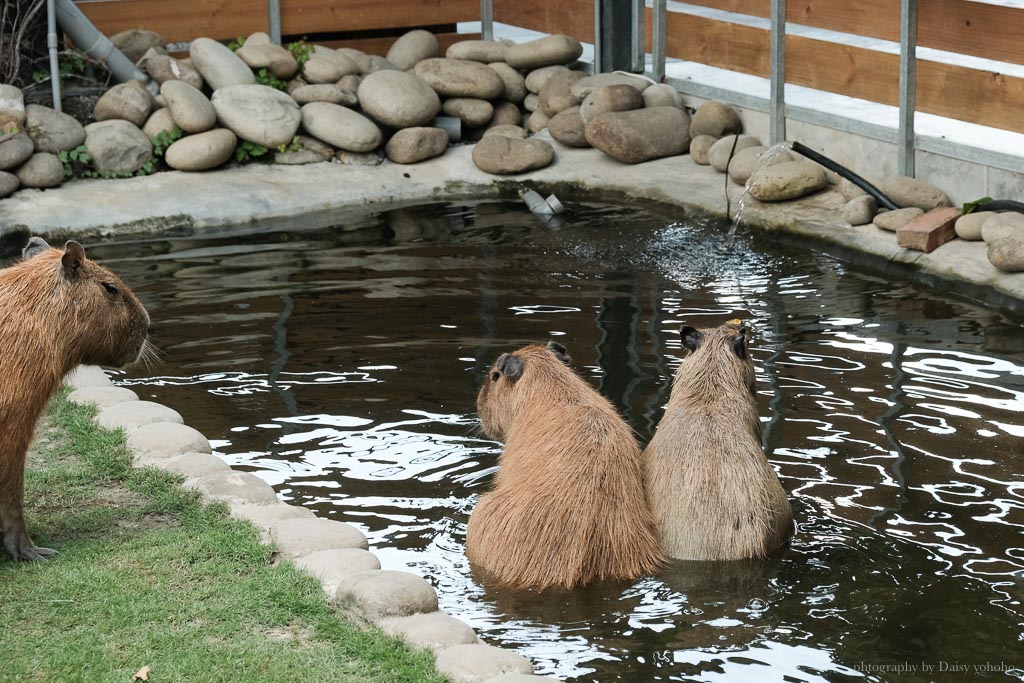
[491,371,500,382]
[101,282,119,296]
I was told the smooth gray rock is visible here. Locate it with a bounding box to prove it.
[274,134,333,165]
[443,98,494,127]
[642,83,684,109]
[988,232,1024,272]
[548,106,588,148]
[727,145,793,185]
[435,644,533,683]
[873,207,924,232]
[271,517,368,556]
[981,212,1024,243]
[290,84,357,107]
[488,63,527,103]
[15,153,63,188]
[300,102,381,152]
[0,170,18,198]
[0,84,26,124]
[580,84,644,125]
[414,58,505,100]
[161,80,216,133]
[186,471,279,505]
[128,422,212,460]
[97,400,183,432]
[378,611,477,652]
[160,452,232,478]
[0,133,34,170]
[690,100,741,138]
[303,52,360,83]
[707,134,760,172]
[748,160,828,202]
[387,29,439,70]
[65,365,111,389]
[522,93,539,113]
[164,128,237,171]
[67,386,139,409]
[84,120,153,174]
[212,84,301,148]
[448,40,507,63]
[524,65,570,95]
[189,37,255,90]
[689,134,717,165]
[585,106,691,164]
[293,548,381,593]
[880,175,953,210]
[145,54,205,90]
[385,127,448,164]
[488,101,522,128]
[142,108,177,140]
[237,40,298,79]
[25,104,86,153]
[505,34,582,70]
[357,70,441,128]
[229,502,314,540]
[842,195,878,226]
[570,73,650,99]
[954,211,995,241]
[111,29,164,63]
[93,80,153,127]
[334,570,438,619]
[538,69,584,117]
[472,135,554,174]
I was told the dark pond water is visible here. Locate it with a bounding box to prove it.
[84,201,1023,682]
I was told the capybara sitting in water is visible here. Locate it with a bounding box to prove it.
[0,238,149,561]
[643,324,791,560]
[467,341,663,590]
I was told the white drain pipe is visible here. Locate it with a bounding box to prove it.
[46,0,61,111]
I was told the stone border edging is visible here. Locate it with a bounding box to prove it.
[64,365,558,683]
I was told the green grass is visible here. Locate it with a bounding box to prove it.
[0,391,447,683]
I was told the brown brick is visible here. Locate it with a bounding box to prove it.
[897,207,962,253]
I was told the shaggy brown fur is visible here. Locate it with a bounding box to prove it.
[643,324,791,560]
[0,238,149,561]
[467,342,664,591]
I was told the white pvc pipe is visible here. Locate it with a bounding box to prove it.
[47,0,61,112]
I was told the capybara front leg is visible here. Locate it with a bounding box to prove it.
[1,477,55,562]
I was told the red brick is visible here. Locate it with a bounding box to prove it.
[897,207,962,253]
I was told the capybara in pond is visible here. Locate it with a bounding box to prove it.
[467,341,663,590]
[0,238,150,561]
[643,324,791,560]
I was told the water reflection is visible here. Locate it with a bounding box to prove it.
[98,201,1024,682]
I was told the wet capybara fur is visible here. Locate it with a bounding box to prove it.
[643,324,791,560]
[467,342,663,591]
[0,238,149,561]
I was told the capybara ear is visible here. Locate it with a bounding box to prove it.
[62,241,86,278]
[495,352,525,382]
[732,326,750,360]
[546,341,571,365]
[22,236,50,261]
[680,326,702,352]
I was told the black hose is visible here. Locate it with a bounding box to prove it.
[976,199,1024,213]
[790,141,899,211]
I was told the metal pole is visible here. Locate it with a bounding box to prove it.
[652,0,666,82]
[47,0,61,112]
[632,0,644,72]
[769,0,786,144]
[898,0,918,177]
[481,0,494,41]
[268,0,281,44]
[593,0,602,73]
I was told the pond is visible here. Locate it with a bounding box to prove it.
[88,200,1023,682]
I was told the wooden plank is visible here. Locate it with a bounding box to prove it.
[664,10,768,78]
[493,0,595,43]
[281,0,478,36]
[76,0,265,43]
[676,0,1024,65]
[315,32,482,56]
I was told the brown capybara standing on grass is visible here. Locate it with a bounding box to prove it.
[643,324,792,561]
[0,238,150,561]
[467,341,663,591]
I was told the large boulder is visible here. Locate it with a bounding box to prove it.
[145,54,205,90]
[189,37,256,90]
[111,29,164,63]
[0,133,34,170]
[537,70,584,117]
[211,84,301,148]
[505,34,583,70]
[548,106,588,148]
[880,175,952,210]
[580,84,644,125]
[385,127,448,164]
[689,100,741,138]
[488,63,527,103]
[584,106,691,164]
[447,40,507,63]
[387,29,439,70]
[747,160,827,201]
[472,135,554,174]
[14,153,63,188]
[164,128,237,171]
[413,58,505,100]
[300,102,382,152]
[83,120,153,174]
[25,104,86,152]
[0,84,26,124]
[161,80,216,134]
[357,70,441,129]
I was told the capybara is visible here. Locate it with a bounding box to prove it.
[0,238,149,561]
[467,341,663,590]
[643,324,791,560]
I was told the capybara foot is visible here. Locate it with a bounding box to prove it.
[5,538,57,562]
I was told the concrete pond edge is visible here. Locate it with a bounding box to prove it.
[64,366,555,683]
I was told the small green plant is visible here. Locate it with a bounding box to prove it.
[58,145,91,178]
[963,196,994,215]
[152,127,184,157]
[255,68,287,91]
[227,36,246,52]
[235,140,270,164]
[32,51,87,84]
[287,41,314,71]
[276,136,303,154]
